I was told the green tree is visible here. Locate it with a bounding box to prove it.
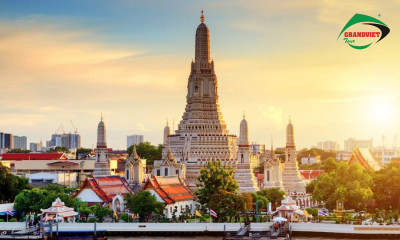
[0,162,32,202]
[311,162,373,210]
[120,212,134,222]
[371,161,400,210]
[47,146,69,153]
[194,161,238,209]
[76,148,93,159]
[256,187,285,210]
[90,204,112,222]
[78,201,93,221]
[322,157,339,173]
[7,149,31,153]
[127,142,162,166]
[124,191,164,222]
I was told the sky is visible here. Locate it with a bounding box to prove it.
[1,0,400,150]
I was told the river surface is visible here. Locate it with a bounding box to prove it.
[108,237,393,240]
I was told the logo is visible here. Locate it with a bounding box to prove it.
[337,14,390,50]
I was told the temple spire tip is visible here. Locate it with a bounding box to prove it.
[200,10,205,23]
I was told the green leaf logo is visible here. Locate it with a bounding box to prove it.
[337,14,390,50]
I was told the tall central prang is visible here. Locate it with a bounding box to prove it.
[165,11,237,189]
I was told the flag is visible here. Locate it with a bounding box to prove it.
[128,210,134,217]
[303,209,310,217]
[195,210,202,217]
[7,209,14,217]
[318,209,327,217]
[210,209,217,218]
[102,202,107,207]
[114,210,118,220]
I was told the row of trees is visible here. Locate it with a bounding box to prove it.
[307,158,400,211]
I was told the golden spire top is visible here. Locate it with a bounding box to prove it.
[101,113,103,121]
[166,118,169,126]
[243,111,246,119]
[200,9,205,23]
[289,116,291,123]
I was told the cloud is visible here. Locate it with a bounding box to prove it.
[137,123,151,132]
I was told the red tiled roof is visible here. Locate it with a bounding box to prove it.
[77,175,133,203]
[0,153,68,160]
[299,170,325,180]
[142,175,195,205]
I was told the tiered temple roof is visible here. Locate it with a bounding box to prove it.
[348,147,382,171]
[142,175,195,205]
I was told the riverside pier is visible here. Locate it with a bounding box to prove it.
[1,222,400,239]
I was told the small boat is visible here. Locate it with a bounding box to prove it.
[223,222,292,240]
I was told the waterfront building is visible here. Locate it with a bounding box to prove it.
[142,174,195,218]
[13,136,27,150]
[127,135,144,148]
[41,197,78,223]
[348,147,382,171]
[76,175,133,212]
[153,144,186,179]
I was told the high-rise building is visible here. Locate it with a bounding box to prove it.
[322,141,337,151]
[127,135,144,148]
[0,132,5,151]
[30,142,40,152]
[344,138,373,151]
[13,136,27,150]
[4,133,13,150]
[49,133,80,150]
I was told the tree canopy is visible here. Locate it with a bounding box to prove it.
[8,149,31,153]
[256,187,285,209]
[124,191,164,222]
[310,162,373,210]
[13,185,78,214]
[127,142,162,166]
[0,162,31,202]
[47,146,69,153]
[194,161,238,208]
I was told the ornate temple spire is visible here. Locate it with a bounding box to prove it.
[131,144,140,160]
[101,113,103,121]
[195,10,210,64]
[286,117,295,148]
[239,114,249,146]
[97,114,106,148]
[164,144,177,165]
[243,111,246,119]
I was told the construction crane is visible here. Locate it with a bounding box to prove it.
[55,125,62,134]
[61,124,65,134]
[70,120,78,134]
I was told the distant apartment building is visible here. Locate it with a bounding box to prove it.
[30,143,40,152]
[49,133,81,150]
[0,132,13,151]
[301,155,321,165]
[127,135,144,148]
[13,136,27,150]
[336,151,352,161]
[373,147,398,165]
[344,138,373,151]
[317,141,338,151]
[250,143,265,155]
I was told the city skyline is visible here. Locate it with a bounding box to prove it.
[1,0,400,150]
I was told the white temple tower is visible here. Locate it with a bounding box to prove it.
[263,140,284,190]
[93,114,111,175]
[165,11,238,189]
[125,145,144,192]
[234,114,259,192]
[281,118,306,193]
